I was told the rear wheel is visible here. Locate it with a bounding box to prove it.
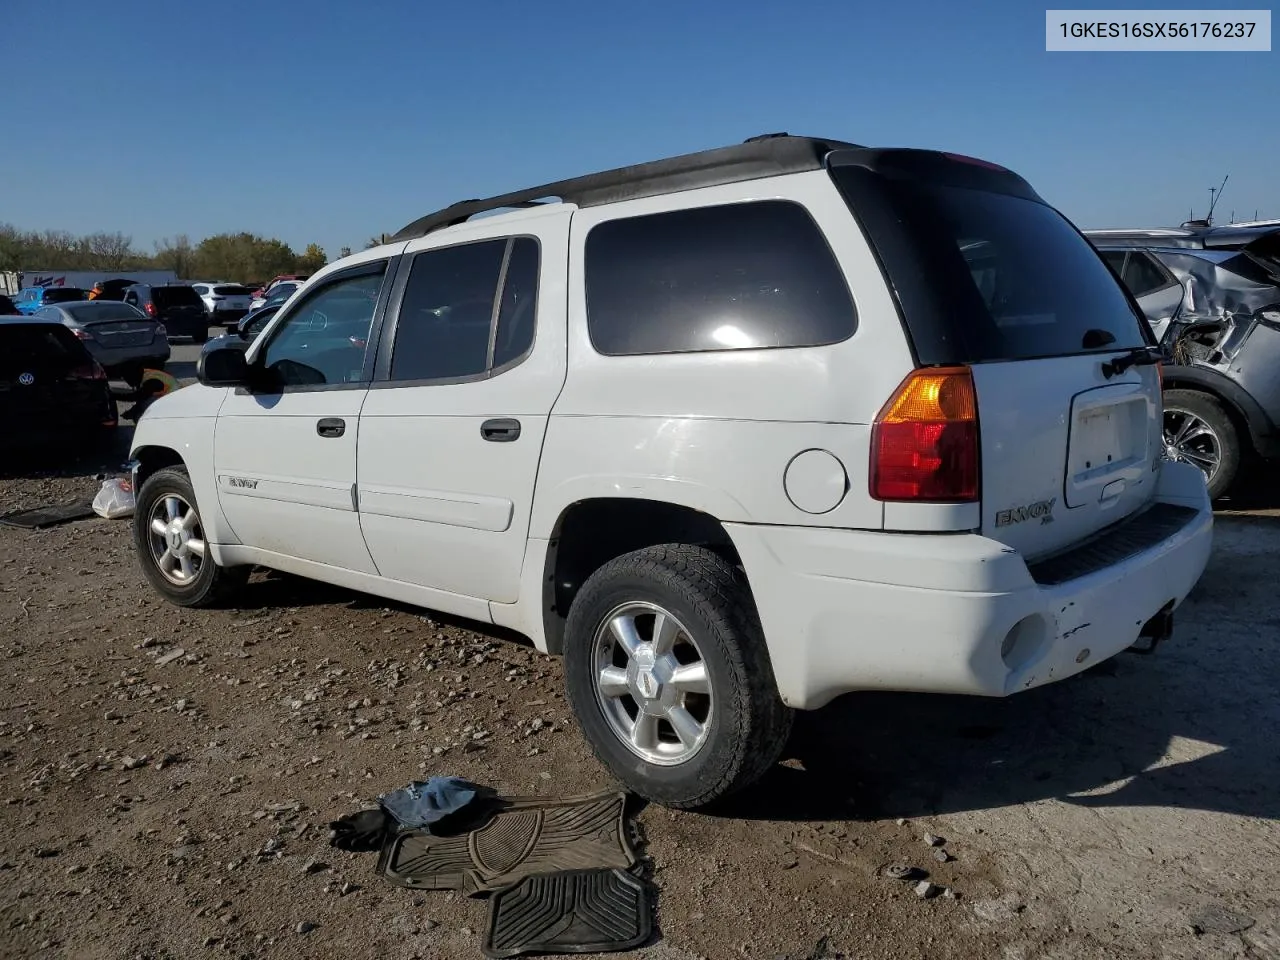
[133,467,248,607]
[1162,388,1241,500]
[563,544,793,809]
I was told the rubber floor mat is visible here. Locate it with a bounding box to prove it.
[377,790,638,895]
[0,500,96,530]
[483,868,653,958]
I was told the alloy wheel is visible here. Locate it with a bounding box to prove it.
[147,494,207,585]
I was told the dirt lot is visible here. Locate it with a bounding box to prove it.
[2,436,1278,960]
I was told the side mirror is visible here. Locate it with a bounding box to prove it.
[197,342,251,387]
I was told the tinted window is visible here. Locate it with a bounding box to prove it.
[43,287,86,304]
[68,303,147,322]
[1100,250,1128,276]
[153,286,203,307]
[264,283,299,306]
[1,324,86,375]
[389,237,539,381]
[260,267,385,387]
[1122,252,1174,297]
[584,201,855,357]
[830,169,1148,361]
[214,285,252,296]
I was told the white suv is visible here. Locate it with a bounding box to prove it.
[127,135,1213,809]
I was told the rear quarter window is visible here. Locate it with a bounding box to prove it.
[584,200,857,356]
[830,167,1150,363]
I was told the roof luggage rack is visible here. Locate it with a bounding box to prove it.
[391,134,863,242]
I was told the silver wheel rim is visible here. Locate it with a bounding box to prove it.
[147,493,207,586]
[1163,408,1221,484]
[591,601,713,767]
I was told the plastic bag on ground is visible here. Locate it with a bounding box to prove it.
[92,478,135,519]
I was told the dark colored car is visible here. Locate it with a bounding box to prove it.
[0,294,18,315]
[122,283,210,343]
[35,300,171,387]
[0,317,117,451]
[1088,222,1280,498]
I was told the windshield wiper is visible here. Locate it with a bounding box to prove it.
[1101,345,1163,379]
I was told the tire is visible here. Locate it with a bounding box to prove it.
[133,466,248,607]
[1162,389,1241,500]
[563,544,793,809]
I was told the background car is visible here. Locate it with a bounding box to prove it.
[13,286,88,314]
[192,283,255,326]
[199,304,279,361]
[34,300,171,387]
[248,279,302,311]
[1088,222,1280,498]
[0,294,18,315]
[1,317,117,451]
[122,283,210,343]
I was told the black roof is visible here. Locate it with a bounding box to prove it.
[392,134,863,242]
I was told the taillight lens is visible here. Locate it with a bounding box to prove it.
[71,361,108,381]
[145,302,156,317]
[71,327,95,341]
[871,366,979,502]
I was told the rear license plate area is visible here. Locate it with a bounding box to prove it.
[1065,391,1150,507]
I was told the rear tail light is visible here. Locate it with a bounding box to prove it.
[71,328,95,341]
[71,361,108,381]
[144,302,156,317]
[871,366,979,502]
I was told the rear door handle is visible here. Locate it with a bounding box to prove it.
[316,417,346,438]
[481,418,521,442]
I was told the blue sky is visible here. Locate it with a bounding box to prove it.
[4,0,1276,261]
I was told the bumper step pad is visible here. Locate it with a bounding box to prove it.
[482,867,654,959]
[376,790,639,895]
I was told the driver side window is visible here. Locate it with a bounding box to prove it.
[259,265,386,387]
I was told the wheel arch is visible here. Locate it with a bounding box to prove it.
[1161,364,1270,457]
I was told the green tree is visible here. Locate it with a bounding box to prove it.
[153,235,197,279]
[295,243,327,274]
[195,233,299,282]
[338,246,353,259]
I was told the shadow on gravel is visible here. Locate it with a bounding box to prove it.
[715,514,1280,826]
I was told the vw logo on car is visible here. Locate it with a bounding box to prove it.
[17,372,35,386]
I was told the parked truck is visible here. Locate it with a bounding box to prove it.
[0,269,177,294]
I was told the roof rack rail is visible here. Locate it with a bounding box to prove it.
[391,134,863,242]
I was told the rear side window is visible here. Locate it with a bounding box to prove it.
[830,167,1149,362]
[214,285,252,296]
[153,286,203,307]
[1,324,85,374]
[1121,252,1175,297]
[389,237,540,382]
[584,201,856,356]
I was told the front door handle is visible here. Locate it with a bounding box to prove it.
[316,417,346,438]
[480,418,521,442]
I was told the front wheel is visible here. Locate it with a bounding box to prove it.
[563,544,793,809]
[133,467,248,607]
[1162,389,1241,500]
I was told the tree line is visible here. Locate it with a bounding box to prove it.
[0,223,340,284]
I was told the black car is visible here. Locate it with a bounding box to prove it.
[122,283,210,343]
[0,293,18,315]
[1088,222,1280,498]
[1,317,117,451]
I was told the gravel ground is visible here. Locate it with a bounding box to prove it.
[2,437,1278,960]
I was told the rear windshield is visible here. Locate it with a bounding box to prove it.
[831,168,1149,363]
[213,285,252,296]
[153,286,203,307]
[43,287,87,304]
[0,324,84,374]
[69,303,146,322]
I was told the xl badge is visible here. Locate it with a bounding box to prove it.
[17,372,35,386]
[995,497,1056,527]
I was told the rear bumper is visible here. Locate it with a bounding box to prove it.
[727,460,1213,710]
[88,343,171,371]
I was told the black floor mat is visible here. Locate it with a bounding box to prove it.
[377,790,638,895]
[0,500,97,530]
[483,868,653,958]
